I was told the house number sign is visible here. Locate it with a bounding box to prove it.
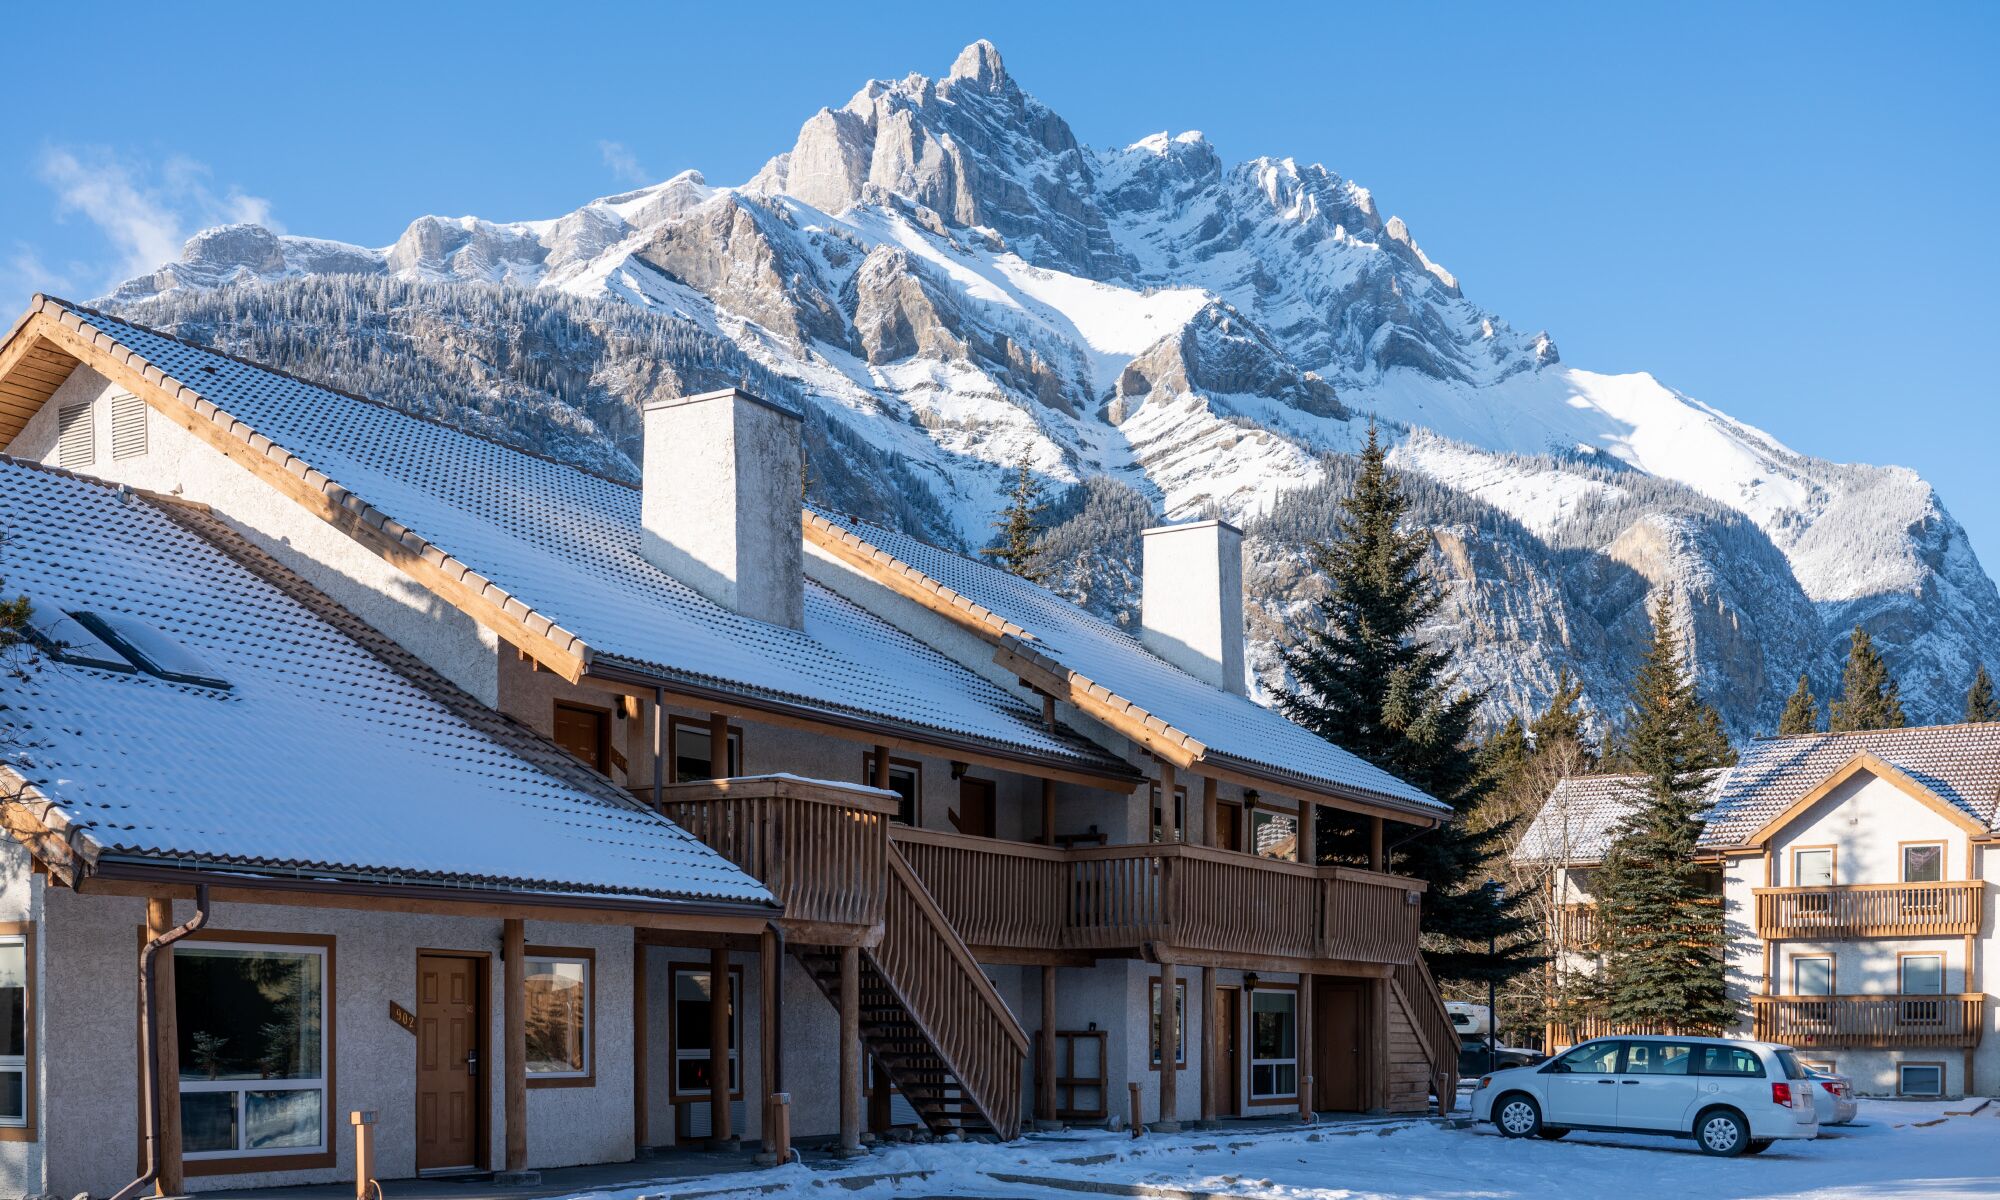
[389,1001,418,1035]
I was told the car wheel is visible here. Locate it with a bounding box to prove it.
[1742,1139,1773,1155]
[1536,1128,1569,1140]
[1494,1093,1542,1138]
[1695,1108,1750,1157]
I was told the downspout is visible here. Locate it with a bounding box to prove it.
[109,885,211,1200]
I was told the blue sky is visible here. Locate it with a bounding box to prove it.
[3,1,1996,564]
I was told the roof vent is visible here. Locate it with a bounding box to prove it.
[56,403,93,469]
[110,393,148,460]
[71,612,231,690]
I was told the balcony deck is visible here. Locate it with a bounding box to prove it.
[1752,880,1984,940]
[1751,994,1986,1049]
[891,825,1424,970]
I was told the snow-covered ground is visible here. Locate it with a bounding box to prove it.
[569,1100,2000,1199]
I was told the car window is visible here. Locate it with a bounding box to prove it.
[1623,1041,1694,1075]
[1771,1048,1811,1080]
[1551,1040,1623,1074]
[1693,1045,1766,1077]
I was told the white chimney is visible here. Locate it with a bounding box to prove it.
[1139,519,1247,695]
[640,388,804,629]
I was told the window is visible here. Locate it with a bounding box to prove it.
[1794,956,1833,996]
[1250,810,1297,862]
[23,607,135,673]
[553,702,610,773]
[1148,785,1188,844]
[1792,847,1834,887]
[1899,1063,1944,1097]
[74,613,231,689]
[669,964,742,1099]
[177,939,328,1160]
[1903,842,1945,884]
[1148,977,1186,1068]
[670,717,742,783]
[1692,1045,1766,1077]
[1901,954,1944,995]
[862,753,921,826]
[0,927,31,1137]
[1249,988,1297,1099]
[1551,1040,1623,1075]
[524,950,592,1083]
[1622,1042,1693,1076]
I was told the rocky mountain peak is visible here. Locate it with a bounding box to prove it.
[945,38,1011,93]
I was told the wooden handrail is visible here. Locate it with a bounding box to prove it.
[1393,955,1458,1108]
[1752,880,1984,939]
[658,774,903,815]
[657,777,889,930]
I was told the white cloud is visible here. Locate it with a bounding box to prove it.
[34,146,281,288]
[598,139,649,186]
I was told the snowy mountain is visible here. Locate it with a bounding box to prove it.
[102,40,2000,739]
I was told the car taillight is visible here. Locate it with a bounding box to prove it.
[1821,1081,1844,1097]
[1772,1082,1794,1107]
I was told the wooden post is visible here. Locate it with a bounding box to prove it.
[1199,967,1216,1125]
[147,898,184,1198]
[1368,977,1391,1113]
[651,688,666,804]
[768,1092,792,1164]
[1159,760,1179,842]
[760,930,780,1159]
[1202,777,1219,848]
[1036,966,1058,1124]
[1156,962,1180,1131]
[1369,816,1384,872]
[1297,972,1315,1122]
[350,1110,377,1200]
[1128,1082,1143,1138]
[708,711,732,776]
[1040,778,1057,846]
[709,947,734,1146]
[1299,799,1316,866]
[503,917,528,1173]
[838,945,861,1155]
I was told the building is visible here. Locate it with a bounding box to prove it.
[1517,726,2000,1099]
[0,296,1460,1195]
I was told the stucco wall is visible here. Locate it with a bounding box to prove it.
[6,368,502,705]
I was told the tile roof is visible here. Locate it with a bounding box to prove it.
[1699,724,2000,848]
[809,511,1450,818]
[1512,775,1646,863]
[0,456,771,905]
[30,298,1127,777]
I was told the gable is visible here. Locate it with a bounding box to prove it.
[1739,752,1985,849]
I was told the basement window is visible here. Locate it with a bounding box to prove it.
[71,613,231,690]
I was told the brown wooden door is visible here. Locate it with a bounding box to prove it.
[954,777,996,838]
[1216,802,1243,852]
[1212,986,1241,1117]
[553,702,609,772]
[1314,981,1367,1112]
[417,954,482,1171]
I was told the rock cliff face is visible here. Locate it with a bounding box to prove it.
[101,41,2000,740]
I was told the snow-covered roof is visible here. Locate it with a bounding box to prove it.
[26,298,1128,779]
[1699,725,2000,848]
[1512,775,1646,864]
[809,511,1450,819]
[0,455,770,906]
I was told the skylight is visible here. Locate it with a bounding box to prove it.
[71,613,232,690]
[23,607,137,674]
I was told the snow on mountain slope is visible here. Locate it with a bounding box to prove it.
[98,39,2000,736]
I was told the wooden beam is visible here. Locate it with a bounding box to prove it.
[147,898,184,1197]
[708,711,732,777]
[1040,778,1057,847]
[1369,817,1384,872]
[503,918,527,1173]
[759,929,780,1159]
[1195,760,1441,828]
[1202,776,1219,849]
[1157,962,1180,1131]
[838,945,861,1156]
[1198,965,1216,1125]
[1036,965,1058,1125]
[1160,760,1179,844]
[992,643,1203,769]
[1300,798,1316,867]
[1298,972,1315,1122]
[708,947,734,1146]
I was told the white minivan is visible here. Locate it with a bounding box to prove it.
[1471,1036,1819,1156]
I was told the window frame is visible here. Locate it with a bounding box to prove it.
[0,923,33,1141]
[862,752,924,827]
[666,962,746,1103]
[552,700,612,774]
[1899,952,1946,996]
[522,946,595,1087]
[1147,976,1187,1070]
[667,715,744,783]
[1899,840,1948,884]
[1899,1061,1946,1097]
[174,931,336,1175]
[1246,983,1300,1104]
[1792,955,1835,997]
[1790,844,1837,887]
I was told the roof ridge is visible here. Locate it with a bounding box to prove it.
[1751,720,2000,743]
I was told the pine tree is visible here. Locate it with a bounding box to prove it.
[1278,425,1539,984]
[980,450,1048,582]
[1967,664,2000,724]
[1829,627,1905,733]
[1777,674,1821,736]
[1594,592,1736,1033]
[1529,668,1593,761]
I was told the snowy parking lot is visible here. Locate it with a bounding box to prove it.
[569,1099,2000,1200]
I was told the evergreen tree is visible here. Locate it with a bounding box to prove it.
[1594,593,1736,1033]
[1967,664,2000,724]
[1529,669,1594,762]
[1278,425,1538,984]
[980,450,1049,582]
[1777,674,1821,736]
[1829,627,1905,732]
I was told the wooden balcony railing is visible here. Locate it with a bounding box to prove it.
[1753,880,1984,939]
[655,776,894,933]
[1554,903,1598,950]
[892,827,1423,966]
[1751,994,1986,1049]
